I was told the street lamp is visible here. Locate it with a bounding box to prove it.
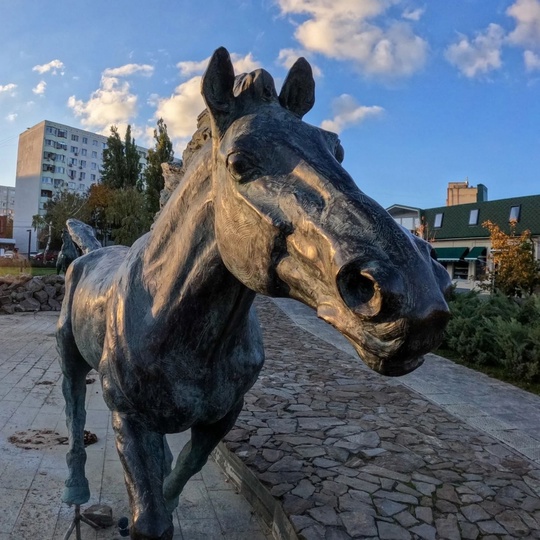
[26,229,32,258]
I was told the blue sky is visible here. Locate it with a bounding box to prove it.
[1,0,539,209]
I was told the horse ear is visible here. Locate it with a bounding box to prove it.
[279,57,315,119]
[202,47,236,134]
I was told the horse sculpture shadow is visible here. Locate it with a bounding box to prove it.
[57,47,452,539]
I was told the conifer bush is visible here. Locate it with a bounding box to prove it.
[442,292,540,383]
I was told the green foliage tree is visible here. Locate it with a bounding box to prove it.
[105,187,151,246]
[144,118,175,215]
[101,125,142,190]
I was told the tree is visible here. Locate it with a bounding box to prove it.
[483,219,540,296]
[101,125,142,190]
[34,191,90,249]
[105,187,151,246]
[144,118,175,215]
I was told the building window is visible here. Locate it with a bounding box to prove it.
[41,190,53,198]
[469,209,479,225]
[80,148,87,156]
[509,205,521,222]
[46,126,57,136]
[71,146,78,154]
[79,183,85,190]
[68,170,76,179]
[93,139,98,146]
[82,137,88,144]
[80,160,86,168]
[69,158,77,166]
[453,261,469,280]
[56,166,65,174]
[71,134,79,141]
[79,172,86,180]
[56,141,67,150]
[68,182,76,189]
[57,129,67,138]
[41,176,53,184]
[434,213,444,228]
[56,154,65,163]
[90,174,96,181]
[91,151,97,158]
[45,139,54,147]
[91,162,97,170]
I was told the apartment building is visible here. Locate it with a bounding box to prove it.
[13,120,147,254]
[0,185,15,218]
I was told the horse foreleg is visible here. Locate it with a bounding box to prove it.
[163,399,244,511]
[112,412,173,540]
[59,336,92,505]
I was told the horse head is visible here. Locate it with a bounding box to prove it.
[202,47,451,377]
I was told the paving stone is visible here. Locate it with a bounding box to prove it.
[459,521,480,540]
[394,510,417,528]
[374,490,418,505]
[410,523,437,540]
[477,519,507,535]
[461,503,491,523]
[373,499,407,517]
[377,521,411,539]
[339,510,377,537]
[495,509,530,536]
[415,506,433,524]
[307,506,340,526]
[435,515,461,540]
[292,479,316,499]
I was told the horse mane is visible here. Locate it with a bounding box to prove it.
[155,109,212,223]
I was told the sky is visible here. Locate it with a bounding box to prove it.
[1,0,539,210]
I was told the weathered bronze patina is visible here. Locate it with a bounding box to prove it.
[57,47,451,539]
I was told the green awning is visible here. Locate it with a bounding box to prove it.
[434,247,469,262]
[464,247,487,261]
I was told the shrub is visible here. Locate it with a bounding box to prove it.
[443,292,540,382]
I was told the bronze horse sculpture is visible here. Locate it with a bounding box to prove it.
[57,47,451,539]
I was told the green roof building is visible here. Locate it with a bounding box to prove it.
[387,193,540,290]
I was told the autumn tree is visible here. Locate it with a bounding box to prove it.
[101,125,142,190]
[33,191,90,249]
[483,220,540,296]
[144,118,175,215]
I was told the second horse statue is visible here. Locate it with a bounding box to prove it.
[57,47,451,539]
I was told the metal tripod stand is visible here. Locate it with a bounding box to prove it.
[62,504,100,540]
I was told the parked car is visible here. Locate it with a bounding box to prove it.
[0,250,14,259]
[31,251,58,263]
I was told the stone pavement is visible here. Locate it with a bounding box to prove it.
[0,311,271,539]
[221,297,540,539]
[2,300,540,540]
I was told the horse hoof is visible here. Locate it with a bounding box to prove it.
[130,521,174,540]
[62,483,90,505]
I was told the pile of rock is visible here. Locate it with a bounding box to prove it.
[0,274,65,314]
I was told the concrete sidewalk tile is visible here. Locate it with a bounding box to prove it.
[208,488,265,533]
[0,487,27,532]
[179,518,225,539]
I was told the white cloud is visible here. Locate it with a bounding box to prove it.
[177,52,261,78]
[277,0,428,77]
[445,24,505,78]
[33,80,47,95]
[32,59,65,75]
[320,94,384,133]
[102,64,154,77]
[68,75,138,134]
[5,113,17,122]
[507,0,540,48]
[402,7,424,21]
[524,49,540,69]
[0,83,17,95]
[277,48,323,77]
[154,76,204,146]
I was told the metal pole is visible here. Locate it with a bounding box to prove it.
[26,229,32,258]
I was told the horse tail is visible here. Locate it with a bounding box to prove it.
[66,219,102,254]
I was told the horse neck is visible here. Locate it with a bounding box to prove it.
[141,145,254,326]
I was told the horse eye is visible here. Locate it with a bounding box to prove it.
[227,153,256,181]
[335,143,345,164]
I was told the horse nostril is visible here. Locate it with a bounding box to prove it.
[336,264,382,318]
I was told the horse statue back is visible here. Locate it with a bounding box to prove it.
[57,47,451,539]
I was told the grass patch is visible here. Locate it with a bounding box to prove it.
[0,266,57,277]
[435,347,540,397]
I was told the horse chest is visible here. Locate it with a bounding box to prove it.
[101,327,265,433]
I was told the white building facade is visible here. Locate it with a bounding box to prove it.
[13,120,147,254]
[0,185,16,218]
